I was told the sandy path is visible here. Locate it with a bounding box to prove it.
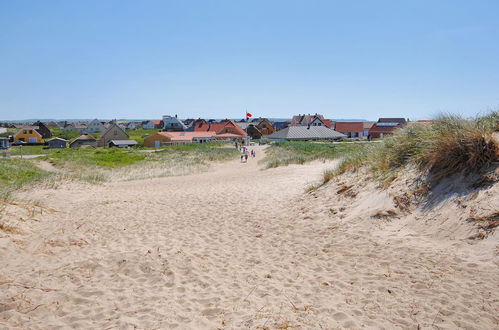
[1,146,498,329]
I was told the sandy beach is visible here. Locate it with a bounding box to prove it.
[1,146,498,329]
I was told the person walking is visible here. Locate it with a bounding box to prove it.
[244,148,249,162]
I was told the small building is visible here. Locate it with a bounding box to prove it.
[98,123,129,147]
[45,121,61,128]
[162,115,188,131]
[69,134,97,148]
[47,137,68,149]
[144,131,216,147]
[126,122,138,130]
[334,122,364,138]
[267,125,346,141]
[290,113,330,127]
[273,121,289,131]
[142,120,163,130]
[193,119,248,137]
[369,118,407,138]
[64,122,88,134]
[363,122,375,137]
[144,132,172,147]
[0,137,10,149]
[246,124,262,139]
[255,119,275,135]
[13,127,44,144]
[87,119,106,133]
[108,140,138,148]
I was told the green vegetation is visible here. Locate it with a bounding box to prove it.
[39,143,239,182]
[0,128,16,138]
[50,127,81,140]
[260,141,368,168]
[8,145,59,155]
[323,112,499,185]
[0,159,48,197]
[127,128,161,146]
[47,148,146,168]
[156,142,239,161]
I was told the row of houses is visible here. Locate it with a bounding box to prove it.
[0,114,421,149]
[7,123,138,149]
[60,119,162,133]
[155,114,411,142]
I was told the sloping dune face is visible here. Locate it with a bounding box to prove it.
[1,147,498,329]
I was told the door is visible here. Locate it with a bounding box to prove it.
[154,140,160,148]
[28,137,38,143]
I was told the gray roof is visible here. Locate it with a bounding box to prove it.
[73,134,96,141]
[378,118,406,124]
[109,140,138,145]
[236,122,251,129]
[267,126,346,140]
[48,137,68,142]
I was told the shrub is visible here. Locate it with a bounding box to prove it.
[327,111,499,184]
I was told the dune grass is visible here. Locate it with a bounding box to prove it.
[156,142,239,161]
[42,143,239,182]
[260,141,368,169]
[47,148,146,168]
[323,112,499,185]
[8,145,62,156]
[0,159,48,197]
[126,128,161,145]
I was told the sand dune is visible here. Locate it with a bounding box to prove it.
[1,146,498,329]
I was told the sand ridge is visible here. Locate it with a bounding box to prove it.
[1,146,498,329]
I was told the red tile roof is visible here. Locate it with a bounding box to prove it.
[193,120,247,136]
[322,119,332,128]
[154,131,216,142]
[335,122,364,133]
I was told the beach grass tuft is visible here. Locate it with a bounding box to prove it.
[323,111,499,185]
[260,141,368,169]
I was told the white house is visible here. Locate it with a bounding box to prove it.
[162,115,187,131]
[143,120,162,129]
[126,122,138,130]
[87,119,106,133]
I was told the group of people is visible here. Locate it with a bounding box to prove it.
[235,142,256,163]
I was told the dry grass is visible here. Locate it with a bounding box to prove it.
[43,144,238,183]
[467,211,499,237]
[323,112,499,186]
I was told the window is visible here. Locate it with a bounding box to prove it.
[23,130,27,134]
[29,130,33,134]
[114,130,117,135]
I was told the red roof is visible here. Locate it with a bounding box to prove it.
[322,119,332,128]
[153,131,216,142]
[193,120,247,136]
[335,122,364,133]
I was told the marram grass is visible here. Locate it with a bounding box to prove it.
[324,112,499,184]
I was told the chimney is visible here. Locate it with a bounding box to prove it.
[175,114,177,118]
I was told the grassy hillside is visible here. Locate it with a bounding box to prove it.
[260,141,368,168]
[324,112,499,184]
[43,143,238,182]
[0,159,48,197]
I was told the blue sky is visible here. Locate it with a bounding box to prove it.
[1,0,499,121]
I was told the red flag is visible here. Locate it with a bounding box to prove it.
[246,112,252,121]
